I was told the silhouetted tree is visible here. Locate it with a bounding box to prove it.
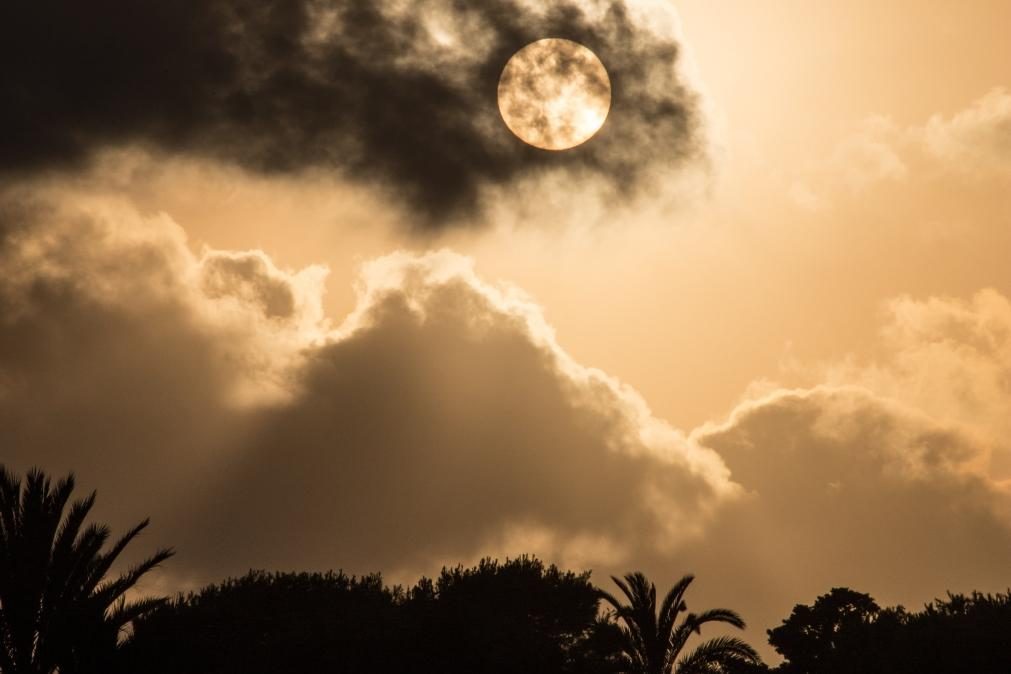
[894,590,1011,674]
[0,466,173,674]
[599,572,760,674]
[124,570,401,674]
[719,659,771,674]
[404,556,620,674]
[767,588,884,674]
[126,556,623,674]
[766,587,1011,674]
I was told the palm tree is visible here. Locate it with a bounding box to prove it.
[0,466,173,674]
[599,571,760,674]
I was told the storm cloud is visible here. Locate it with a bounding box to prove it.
[0,0,704,227]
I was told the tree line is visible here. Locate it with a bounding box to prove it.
[733,586,1011,674]
[1,467,1008,673]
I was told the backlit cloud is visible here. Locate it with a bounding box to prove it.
[0,187,735,582]
[689,385,1011,641]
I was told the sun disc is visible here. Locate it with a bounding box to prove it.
[497,38,611,151]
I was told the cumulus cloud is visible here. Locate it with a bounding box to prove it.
[924,88,1011,175]
[201,252,301,321]
[816,290,1011,479]
[0,187,734,583]
[684,287,1011,640]
[173,249,743,579]
[685,385,1011,647]
[0,191,246,526]
[0,0,706,227]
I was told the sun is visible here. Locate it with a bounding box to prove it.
[497,38,612,151]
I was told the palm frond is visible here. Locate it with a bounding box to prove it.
[62,522,111,599]
[688,608,747,632]
[94,547,175,610]
[611,574,636,605]
[601,571,759,674]
[676,635,760,674]
[659,574,694,639]
[0,465,172,673]
[83,518,152,595]
[106,596,169,631]
[599,587,628,613]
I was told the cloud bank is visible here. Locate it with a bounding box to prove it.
[0,0,705,227]
[0,186,733,581]
[2,187,1010,647]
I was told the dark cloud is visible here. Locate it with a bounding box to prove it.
[0,0,704,227]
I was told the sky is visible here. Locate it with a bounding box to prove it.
[1,0,1010,659]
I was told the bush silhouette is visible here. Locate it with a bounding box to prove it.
[124,556,624,674]
[123,570,399,673]
[766,587,1011,674]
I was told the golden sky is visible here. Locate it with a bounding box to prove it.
[1,0,1009,659]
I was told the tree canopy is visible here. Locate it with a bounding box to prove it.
[123,557,625,674]
[763,587,1011,674]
